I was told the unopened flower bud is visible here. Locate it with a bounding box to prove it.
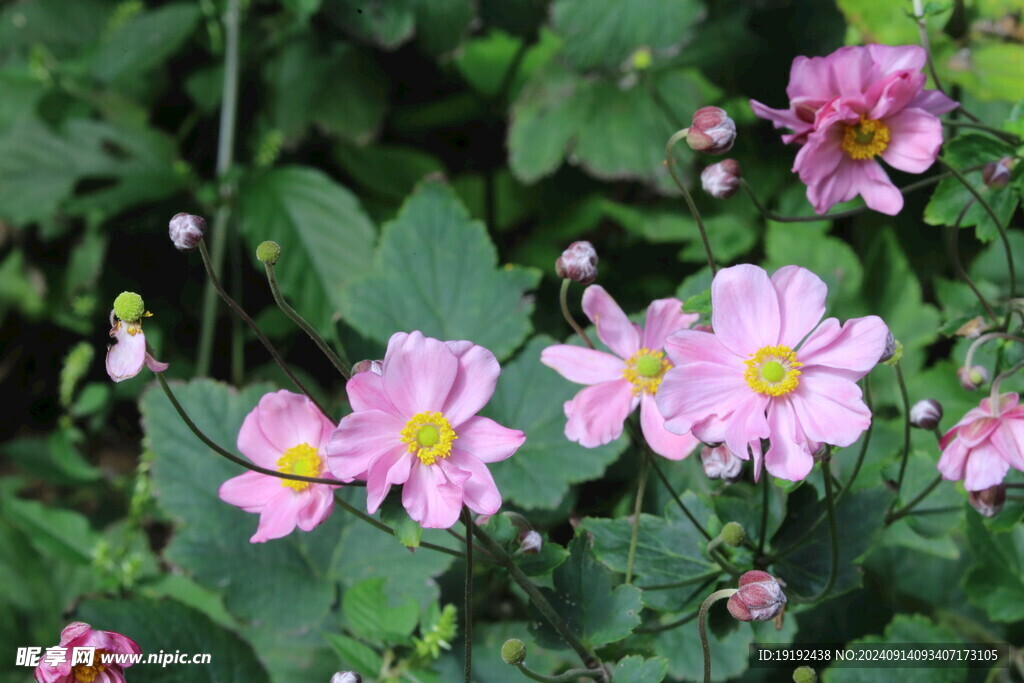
[910,399,943,430]
[969,484,1006,517]
[793,666,817,683]
[700,159,741,199]
[556,241,598,285]
[501,639,527,665]
[981,157,1013,189]
[721,522,745,548]
[702,445,743,482]
[168,212,206,251]
[256,240,281,265]
[518,529,542,554]
[727,570,786,622]
[330,673,361,683]
[351,359,383,376]
[630,46,653,71]
[686,107,736,155]
[112,291,145,323]
[958,365,988,391]
[878,331,898,364]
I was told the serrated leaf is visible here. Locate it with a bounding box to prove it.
[335,142,443,203]
[379,496,423,548]
[963,513,1024,622]
[343,577,420,644]
[612,655,669,683]
[323,632,383,675]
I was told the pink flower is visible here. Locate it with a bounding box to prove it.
[750,44,957,215]
[105,310,167,382]
[656,265,888,481]
[326,331,525,529]
[540,286,701,460]
[219,390,340,543]
[35,622,141,683]
[937,393,1024,491]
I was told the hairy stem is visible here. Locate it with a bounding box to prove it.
[625,451,650,585]
[559,279,594,349]
[699,589,738,683]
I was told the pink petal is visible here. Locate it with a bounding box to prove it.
[787,54,841,100]
[365,445,415,513]
[958,416,1001,447]
[988,420,1024,471]
[640,393,699,460]
[866,71,926,120]
[770,266,827,348]
[794,120,849,186]
[937,438,969,481]
[642,297,697,350]
[59,622,92,646]
[657,361,749,436]
[326,410,405,481]
[346,370,399,416]
[237,409,285,468]
[691,414,730,448]
[804,155,863,214]
[857,161,904,215]
[219,470,285,512]
[564,380,637,447]
[798,315,888,381]
[296,485,335,531]
[250,390,331,454]
[251,488,306,542]
[105,326,146,382]
[764,399,815,481]
[664,329,739,368]
[402,463,466,529]
[788,370,871,447]
[723,392,771,461]
[880,108,943,174]
[445,451,502,515]
[866,44,927,78]
[963,442,1010,491]
[382,331,458,416]
[540,344,624,385]
[443,341,500,426]
[144,353,169,373]
[582,285,641,358]
[827,45,877,98]
[456,415,525,463]
[750,99,815,140]
[909,89,959,116]
[710,264,781,355]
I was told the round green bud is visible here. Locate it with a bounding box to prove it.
[793,666,817,683]
[113,291,145,322]
[632,47,653,70]
[721,521,746,548]
[256,240,281,265]
[501,639,527,666]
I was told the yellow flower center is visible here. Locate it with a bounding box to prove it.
[73,649,108,683]
[622,348,672,396]
[401,411,457,465]
[744,345,802,396]
[841,116,889,160]
[276,443,322,492]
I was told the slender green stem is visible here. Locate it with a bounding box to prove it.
[756,472,769,558]
[804,460,839,603]
[903,506,962,516]
[892,364,913,504]
[947,202,1000,326]
[699,588,738,683]
[709,549,743,578]
[912,0,947,97]
[198,241,331,418]
[331,494,464,559]
[635,609,700,635]
[154,371,349,487]
[887,474,944,524]
[230,235,244,385]
[639,570,723,592]
[264,262,350,379]
[837,375,873,504]
[559,279,594,349]
[991,359,1024,402]
[196,0,241,376]
[647,451,712,540]
[462,508,474,683]
[665,131,716,275]
[964,332,1024,374]
[514,664,605,682]
[625,451,650,585]
[942,119,1021,144]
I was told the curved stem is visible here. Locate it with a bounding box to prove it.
[837,374,873,504]
[559,279,594,349]
[332,494,463,559]
[639,570,723,592]
[699,588,738,683]
[514,663,605,682]
[625,451,650,585]
[665,131,716,275]
[964,332,1024,371]
[991,359,1024,401]
[886,474,944,524]
[942,119,1020,144]
[892,364,913,504]
[198,241,331,419]
[647,451,712,541]
[264,262,350,379]
[804,459,839,603]
[946,202,1000,326]
[635,609,700,635]
[462,508,474,683]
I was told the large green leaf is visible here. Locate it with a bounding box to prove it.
[325,0,416,49]
[339,179,540,360]
[764,221,863,310]
[90,4,201,83]
[963,512,1024,622]
[342,577,419,644]
[823,614,962,683]
[612,655,669,683]
[484,336,628,510]
[412,0,475,56]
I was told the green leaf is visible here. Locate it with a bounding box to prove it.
[342,577,420,644]
[454,30,526,98]
[335,142,444,203]
[77,598,271,683]
[90,4,202,83]
[379,496,423,549]
[682,289,711,315]
[412,0,475,57]
[824,615,962,682]
[612,655,669,683]
[947,42,1024,102]
[325,0,416,49]
[340,179,540,360]
[0,68,46,131]
[323,632,383,675]
[534,535,642,648]
[1,497,98,564]
[517,539,570,578]
[764,221,864,309]
[963,512,1024,622]
[238,166,377,328]
[484,336,628,509]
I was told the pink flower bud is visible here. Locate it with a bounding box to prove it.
[351,359,383,375]
[701,445,743,482]
[700,159,741,199]
[169,212,206,251]
[969,484,1006,517]
[910,399,943,430]
[331,673,362,683]
[982,157,1013,189]
[519,529,542,554]
[958,365,988,391]
[556,241,598,285]
[727,570,786,622]
[686,107,736,154]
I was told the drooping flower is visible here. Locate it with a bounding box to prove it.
[540,286,701,460]
[656,264,888,481]
[219,390,340,543]
[750,44,958,215]
[326,331,525,529]
[35,622,141,683]
[937,393,1024,491]
[105,292,168,382]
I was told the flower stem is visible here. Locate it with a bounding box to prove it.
[197,240,331,418]
[514,664,605,682]
[624,451,650,585]
[264,262,351,379]
[941,119,1018,142]
[665,130,716,276]
[886,474,944,524]
[756,471,769,558]
[462,508,474,683]
[946,201,1000,326]
[892,364,913,504]
[963,332,1024,372]
[911,0,948,98]
[646,451,712,540]
[699,588,738,683]
[837,375,873,504]
[639,570,724,592]
[331,494,464,559]
[559,279,594,349]
[804,459,839,603]
[991,359,1024,402]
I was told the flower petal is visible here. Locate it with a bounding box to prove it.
[541,345,624,385]
[582,285,641,358]
[880,108,943,174]
[710,264,781,355]
[771,266,827,348]
[937,438,969,481]
[866,71,926,119]
[237,408,285,468]
[250,390,331,453]
[657,361,749,436]
[105,326,146,382]
[764,399,815,481]
[446,451,502,516]
[989,419,1024,471]
[723,393,771,461]
[144,353,169,373]
[866,44,927,78]
[642,297,697,350]
[909,89,959,116]
[789,370,871,447]
[664,329,738,367]
[402,463,466,529]
[563,380,637,447]
[456,416,525,463]
[251,488,305,542]
[798,315,888,381]
[295,485,335,531]
[858,160,904,215]
[219,471,285,512]
[326,410,405,481]
[365,445,415,513]
[640,393,699,460]
[443,341,500,426]
[382,331,458,416]
[346,370,399,416]
[963,442,1010,491]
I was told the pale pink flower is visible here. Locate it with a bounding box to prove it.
[326,331,525,530]
[656,264,888,481]
[219,390,340,543]
[35,622,141,683]
[938,393,1024,491]
[540,286,701,460]
[105,310,168,382]
[750,44,957,215]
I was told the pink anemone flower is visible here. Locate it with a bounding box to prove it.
[751,44,957,215]
[540,285,701,460]
[326,331,525,529]
[35,621,141,683]
[219,390,340,543]
[105,310,167,382]
[938,392,1024,490]
[656,264,889,481]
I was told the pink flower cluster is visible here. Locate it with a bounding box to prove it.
[938,393,1024,491]
[35,622,141,683]
[751,44,957,215]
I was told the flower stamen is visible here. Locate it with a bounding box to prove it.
[622,348,672,396]
[841,116,890,160]
[745,346,802,396]
[401,411,457,465]
[276,443,322,491]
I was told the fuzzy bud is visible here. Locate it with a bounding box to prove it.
[518,529,543,555]
[330,673,361,683]
[351,359,384,376]
[793,666,817,683]
[701,445,743,482]
[700,159,741,199]
[501,639,527,666]
[727,570,786,622]
[981,157,1013,190]
[256,240,281,265]
[958,365,989,391]
[969,484,1006,517]
[721,522,745,548]
[168,212,206,251]
[685,107,736,155]
[112,291,145,323]
[878,331,897,364]
[556,241,598,285]
[910,399,943,430]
